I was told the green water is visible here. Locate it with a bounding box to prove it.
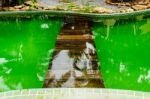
[92,16,150,92]
[0,16,62,91]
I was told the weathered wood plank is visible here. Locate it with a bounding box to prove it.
[43,17,104,88]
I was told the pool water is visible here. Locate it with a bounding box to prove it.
[0,16,62,91]
[0,14,150,93]
[92,16,150,92]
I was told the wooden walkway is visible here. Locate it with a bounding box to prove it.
[43,17,104,88]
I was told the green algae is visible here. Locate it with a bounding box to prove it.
[0,16,63,91]
[92,16,150,92]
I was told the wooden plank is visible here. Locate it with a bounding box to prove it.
[59,29,92,35]
[43,17,104,88]
[57,35,92,40]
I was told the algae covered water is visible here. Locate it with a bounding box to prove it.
[0,16,62,91]
[92,16,150,92]
[1,13,150,93]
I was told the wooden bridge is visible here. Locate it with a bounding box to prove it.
[43,17,104,88]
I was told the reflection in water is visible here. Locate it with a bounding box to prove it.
[92,16,150,92]
[51,50,74,80]
[0,17,62,91]
[44,17,104,88]
[0,58,8,64]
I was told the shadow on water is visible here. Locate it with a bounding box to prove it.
[43,17,104,88]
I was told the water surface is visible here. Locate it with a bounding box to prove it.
[0,16,62,91]
[92,16,150,92]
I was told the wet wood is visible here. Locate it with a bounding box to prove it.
[43,17,104,88]
[58,35,92,41]
[45,70,102,80]
[59,29,91,35]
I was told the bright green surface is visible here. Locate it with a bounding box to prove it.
[92,16,150,92]
[0,17,62,91]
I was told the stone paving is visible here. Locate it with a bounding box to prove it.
[0,88,150,99]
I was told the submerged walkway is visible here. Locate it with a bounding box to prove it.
[43,17,104,88]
